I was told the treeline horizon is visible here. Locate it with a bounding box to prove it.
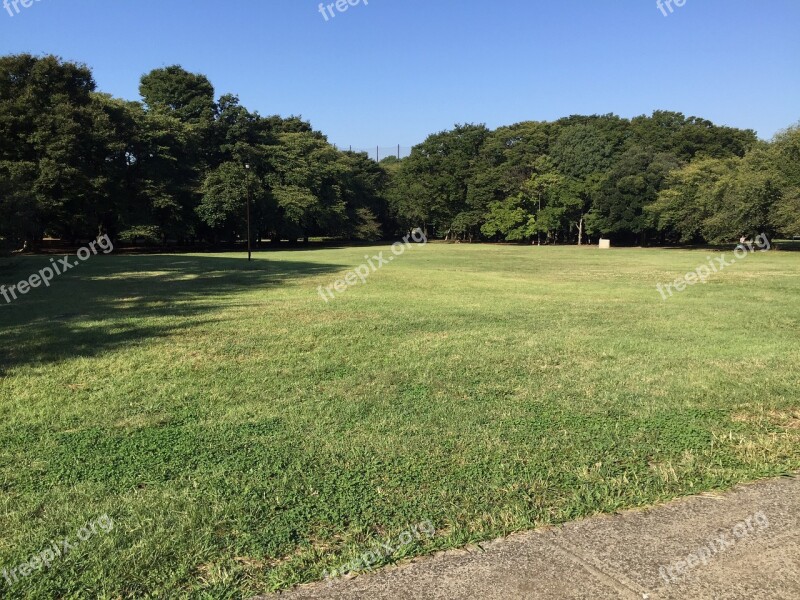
[1,54,798,253]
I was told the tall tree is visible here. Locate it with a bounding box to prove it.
[266,131,345,242]
[648,157,738,244]
[136,66,219,242]
[702,143,782,242]
[197,162,266,244]
[587,146,681,244]
[390,124,489,238]
[139,66,216,126]
[769,126,800,238]
[0,54,97,248]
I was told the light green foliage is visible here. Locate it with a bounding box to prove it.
[198,162,262,234]
[769,126,800,237]
[481,195,536,241]
[648,157,739,243]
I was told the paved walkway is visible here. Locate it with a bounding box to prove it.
[266,474,800,599]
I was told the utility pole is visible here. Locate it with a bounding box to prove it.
[245,163,252,261]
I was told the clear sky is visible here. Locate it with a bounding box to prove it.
[1,0,798,147]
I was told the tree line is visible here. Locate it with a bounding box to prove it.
[390,117,799,245]
[1,54,798,252]
[0,55,388,250]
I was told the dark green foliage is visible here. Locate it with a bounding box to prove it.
[0,54,98,247]
[389,112,788,246]
[139,66,216,126]
[0,55,391,248]
[0,54,794,248]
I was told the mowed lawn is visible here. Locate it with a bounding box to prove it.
[0,244,798,598]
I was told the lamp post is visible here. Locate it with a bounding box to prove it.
[244,163,252,261]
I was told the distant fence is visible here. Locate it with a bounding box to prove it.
[334,145,414,161]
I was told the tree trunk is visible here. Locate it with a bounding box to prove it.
[578,217,584,246]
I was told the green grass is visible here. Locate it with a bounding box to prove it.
[1,244,798,598]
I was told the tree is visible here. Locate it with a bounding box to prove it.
[480,157,562,243]
[769,126,800,237]
[123,103,200,243]
[550,116,627,180]
[337,151,391,240]
[266,131,345,242]
[197,162,265,243]
[465,121,551,240]
[544,118,628,244]
[0,54,98,248]
[630,110,756,160]
[652,138,791,245]
[587,146,681,244]
[702,144,781,243]
[481,196,536,242]
[139,66,216,126]
[648,157,735,243]
[389,124,489,237]
[387,165,433,234]
[522,157,563,244]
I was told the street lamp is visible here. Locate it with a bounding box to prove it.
[244,163,252,262]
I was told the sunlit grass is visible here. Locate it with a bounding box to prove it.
[0,244,798,598]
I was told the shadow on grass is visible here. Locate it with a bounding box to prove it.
[656,240,800,252]
[0,254,340,374]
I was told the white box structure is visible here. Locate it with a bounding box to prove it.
[599,239,611,249]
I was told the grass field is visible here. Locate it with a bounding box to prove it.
[1,243,799,598]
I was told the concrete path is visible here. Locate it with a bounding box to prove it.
[265,474,800,599]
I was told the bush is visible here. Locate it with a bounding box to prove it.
[118,226,164,245]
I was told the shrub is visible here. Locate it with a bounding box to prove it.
[118,226,164,245]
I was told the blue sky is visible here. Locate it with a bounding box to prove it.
[1,0,798,147]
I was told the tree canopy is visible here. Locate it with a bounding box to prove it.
[1,54,797,251]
